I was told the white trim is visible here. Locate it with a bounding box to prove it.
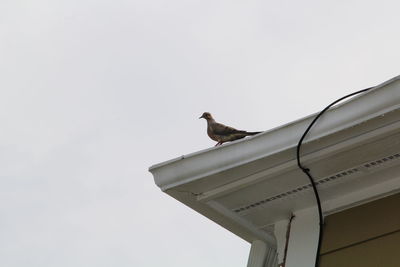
[246,240,268,267]
[274,219,290,265]
[246,240,278,267]
[322,174,400,215]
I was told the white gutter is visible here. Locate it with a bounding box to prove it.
[149,75,400,191]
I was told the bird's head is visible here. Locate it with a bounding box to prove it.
[199,112,213,120]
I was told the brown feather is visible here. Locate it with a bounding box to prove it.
[200,112,262,146]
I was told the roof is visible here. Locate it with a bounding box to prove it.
[149,75,400,247]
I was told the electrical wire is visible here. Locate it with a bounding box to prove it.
[296,86,374,267]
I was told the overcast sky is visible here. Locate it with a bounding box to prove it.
[1,1,399,266]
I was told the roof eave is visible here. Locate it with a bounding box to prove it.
[149,76,400,191]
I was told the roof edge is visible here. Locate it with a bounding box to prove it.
[149,75,400,190]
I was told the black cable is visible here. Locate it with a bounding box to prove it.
[296,86,373,267]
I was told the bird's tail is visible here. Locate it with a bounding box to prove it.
[244,131,262,136]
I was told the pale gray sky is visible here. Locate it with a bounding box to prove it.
[0,0,399,266]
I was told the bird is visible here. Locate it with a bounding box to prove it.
[199,112,262,146]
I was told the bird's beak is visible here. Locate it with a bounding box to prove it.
[199,115,204,119]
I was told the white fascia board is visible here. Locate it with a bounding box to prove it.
[149,76,400,191]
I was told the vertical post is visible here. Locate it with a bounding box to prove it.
[286,208,319,267]
[247,240,268,267]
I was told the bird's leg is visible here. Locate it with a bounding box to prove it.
[215,142,221,147]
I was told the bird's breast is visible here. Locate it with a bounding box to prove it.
[207,126,219,141]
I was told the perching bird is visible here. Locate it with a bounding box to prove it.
[199,112,262,146]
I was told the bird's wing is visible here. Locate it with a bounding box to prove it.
[211,122,243,136]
